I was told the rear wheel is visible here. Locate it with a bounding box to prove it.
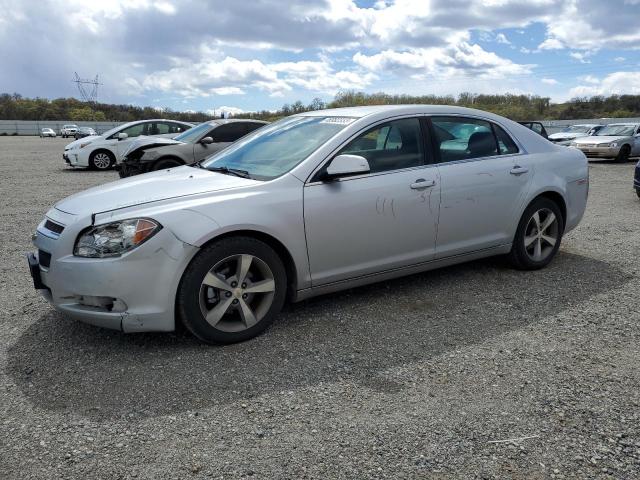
[508,197,564,270]
[615,145,630,163]
[177,237,287,344]
[89,150,115,170]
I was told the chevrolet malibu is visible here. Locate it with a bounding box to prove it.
[29,105,589,344]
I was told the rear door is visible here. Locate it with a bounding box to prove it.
[431,116,532,258]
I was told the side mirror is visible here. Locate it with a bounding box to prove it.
[324,154,370,180]
[117,132,128,141]
[200,136,214,145]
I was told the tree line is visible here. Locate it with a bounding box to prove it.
[2,91,640,123]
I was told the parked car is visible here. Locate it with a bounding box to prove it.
[518,121,548,139]
[28,105,588,344]
[571,123,640,162]
[62,119,194,170]
[118,119,267,178]
[634,160,640,198]
[40,128,56,138]
[548,124,604,145]
[74,127,97,140]
[60,124,78,138]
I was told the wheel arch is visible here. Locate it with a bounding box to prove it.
[535,190,567,227]
[90,147,116,160]
[197,229,299,301]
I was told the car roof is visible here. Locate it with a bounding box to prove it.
[124,119,196,126]
[607,123,638,126]
[297,104,518,119]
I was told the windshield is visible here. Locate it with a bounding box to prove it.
[596,125,636,136]
[173,122,213,143]
[562,125,592,133]
[201,116,354,180]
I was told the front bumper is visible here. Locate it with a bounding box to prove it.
[30,211,198,333]
[574,145,620,158]
[62,148,89,167]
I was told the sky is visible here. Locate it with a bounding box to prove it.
[1,0,639,115]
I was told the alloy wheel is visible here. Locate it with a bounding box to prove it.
[199,254,276,332]
[524,208,559,262]
[93,153,112,169]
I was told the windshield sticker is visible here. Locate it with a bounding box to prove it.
[320,117,356,125]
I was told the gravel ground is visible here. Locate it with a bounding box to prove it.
[0,136,639,479]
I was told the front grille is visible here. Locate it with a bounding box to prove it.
[581,144,597,148]
[44,220,64,234]
[38,250,51,268]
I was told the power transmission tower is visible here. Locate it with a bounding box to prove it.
[72,72,102,120]
[72,73,101,103]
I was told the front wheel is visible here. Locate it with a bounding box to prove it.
[615,145,630,163]
[89,150,115,170]
[508,197,564,270]
[177,237,287,344]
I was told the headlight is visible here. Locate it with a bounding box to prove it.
[74,218,161,258]
[569,142,578,147]
[598,142,617,148]
[79,141,92,149]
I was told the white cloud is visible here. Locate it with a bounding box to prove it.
[207,106,246,116]
[569,51,591,64]
[569,71,640,98]
[496,33,511,44]
[537,38,563,50]
[541,78,558,85]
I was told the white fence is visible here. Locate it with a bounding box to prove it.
[2,117,640,136]
[0,120,125,136]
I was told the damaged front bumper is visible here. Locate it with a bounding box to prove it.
[30,211,198,332]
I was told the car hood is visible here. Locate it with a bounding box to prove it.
[65,135,102,149]
[122,136,185,158]
[574,135,629,144]
[54,165,259,216]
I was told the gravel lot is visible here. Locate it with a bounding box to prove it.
[1,136,639,479]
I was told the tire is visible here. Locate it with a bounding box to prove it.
[177,237,287,344]
[89,150,115,170]
[508,197,564,270]
[152,157,183,171]
[615,145,630,163]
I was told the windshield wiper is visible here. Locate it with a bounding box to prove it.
[208,166,251,178]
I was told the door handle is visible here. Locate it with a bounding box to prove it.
[410,179,436,190]
[510,166,529,176]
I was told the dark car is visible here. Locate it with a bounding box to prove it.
[634,160,640,198]
[74,127,97,140]
[519,122,549,139]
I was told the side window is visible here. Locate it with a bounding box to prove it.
[119,123,146,138]
[531,123,543,135]
[171,122,190,134]
[152,122,171,135]
[210,123,247,143]
[339,118,424,173]
[493,125,519,154]
[431,116,497,162]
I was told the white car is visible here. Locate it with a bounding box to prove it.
[571,123,640,162]
[40,128,56,138]
[548,124,603,146]
[60,124,78,138]
[30,105,589,344]
[63,119,194,170]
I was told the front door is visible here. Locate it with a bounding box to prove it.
[304,117,440,286]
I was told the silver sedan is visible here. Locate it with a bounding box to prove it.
[29,105,589,344]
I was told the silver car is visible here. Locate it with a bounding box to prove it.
[548,124,603,146]
[118,119,268,178]
[28,105,589,344]
[571,123,640,162]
